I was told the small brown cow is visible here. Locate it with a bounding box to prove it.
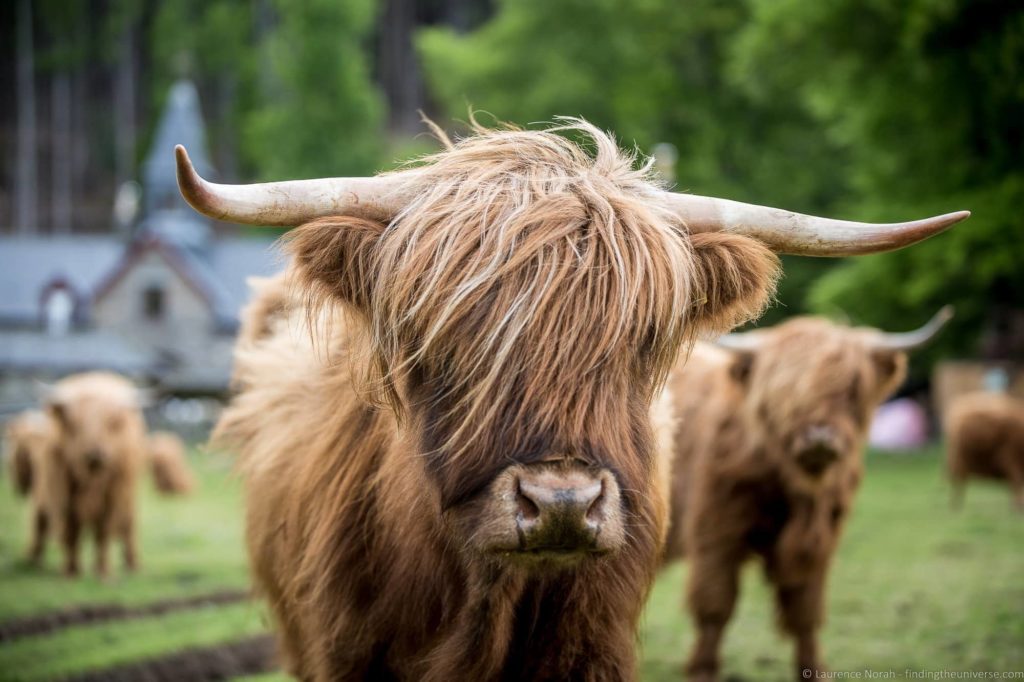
[5,410,61,563]
[663,309,950,681]
[945,392,1024,511]
[177,119,966,680]
[5,410,48,497]
[147,431,196,495]
[34,372,146,577]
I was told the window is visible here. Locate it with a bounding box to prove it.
[45,288,74,336]
[143,286,166,321]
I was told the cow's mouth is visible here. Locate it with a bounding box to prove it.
[491,544,609,564]
[795,443,840,476]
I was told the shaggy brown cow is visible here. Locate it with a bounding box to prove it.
[945,392,1024,511]
[147,431,196,495]
[38,372,146,577]
[5,410,61,564]
[5,410,47,497]
[663,309,951,681]
[177,119,966,680]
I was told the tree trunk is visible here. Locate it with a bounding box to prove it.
[15,0,37,235]
[114,20,137,189]
[51,71,72,234]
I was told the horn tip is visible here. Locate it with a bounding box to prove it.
[174,145,211,216]
[948,210,971,224]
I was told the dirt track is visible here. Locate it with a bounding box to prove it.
[0,589,250,642]
[59,634,275,682]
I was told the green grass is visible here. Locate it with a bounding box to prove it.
[1,602,267,682]
[1,446,1021,681]
[639,448,1024,681]
[0,451,250,620]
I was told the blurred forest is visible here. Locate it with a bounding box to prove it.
[2,0,1022,374]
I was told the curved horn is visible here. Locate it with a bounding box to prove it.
[715,329,768,351]
[868,305,955,351]
[659,192,970,256]
[175,145,419,226]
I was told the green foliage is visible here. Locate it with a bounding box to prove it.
[733,0,1024,365]
[242,0,385,179]
[146,0,384,181]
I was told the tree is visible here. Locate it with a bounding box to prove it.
[242,0,385,180]
[731,0,1024,362]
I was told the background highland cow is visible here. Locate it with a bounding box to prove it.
[945,393,1024,512]
[147,431,196,496]
[40,372,147,578]
[663,310,950,681]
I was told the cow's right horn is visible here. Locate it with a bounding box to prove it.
[175,145,420,226]
[658,192,970,257]
[868,305,955,351]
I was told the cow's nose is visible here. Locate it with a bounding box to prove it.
[514,468,610,552]
[85,451,105,473]
[795,426,842,475]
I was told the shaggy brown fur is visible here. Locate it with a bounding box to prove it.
[34,373,146,577]
[945,392,1024,511]
[663,317,909,681]
[147,431,196,495]
[214,121,780,681]
[5,411,46,497]
[5,410,61,565]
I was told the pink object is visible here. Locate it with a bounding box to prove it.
[869,398,929,450]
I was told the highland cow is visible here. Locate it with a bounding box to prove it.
[5,410,47,497]
[663,309,951,681]
[38,373,147,577]
[5,410,61,563]
[177,119,967,680]
[147,431,196,495]
[945,392,1024,511]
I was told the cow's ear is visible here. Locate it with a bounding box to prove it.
[286,217,387,312]
[870,348,907,398]
[728,350,756,387]
[688,232,780,336]
[47,400,72,434]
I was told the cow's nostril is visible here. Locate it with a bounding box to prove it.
[516,480,541,522]
[585,481,606,524]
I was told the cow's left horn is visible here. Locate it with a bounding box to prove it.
[868,305,954,351]
[175,145,419,226]
[658,192,969,256]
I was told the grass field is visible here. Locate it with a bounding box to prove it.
[0,446,1021,681]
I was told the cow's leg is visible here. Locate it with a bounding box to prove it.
[27,507,49,565]
[62,509,81,577]
[773,573,827,680]
[685,549,741,682]
[94,517,111,578]
[120,514,138,571]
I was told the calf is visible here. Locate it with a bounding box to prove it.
[40,373,147,577]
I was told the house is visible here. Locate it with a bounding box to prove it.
[0,81,280,412]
